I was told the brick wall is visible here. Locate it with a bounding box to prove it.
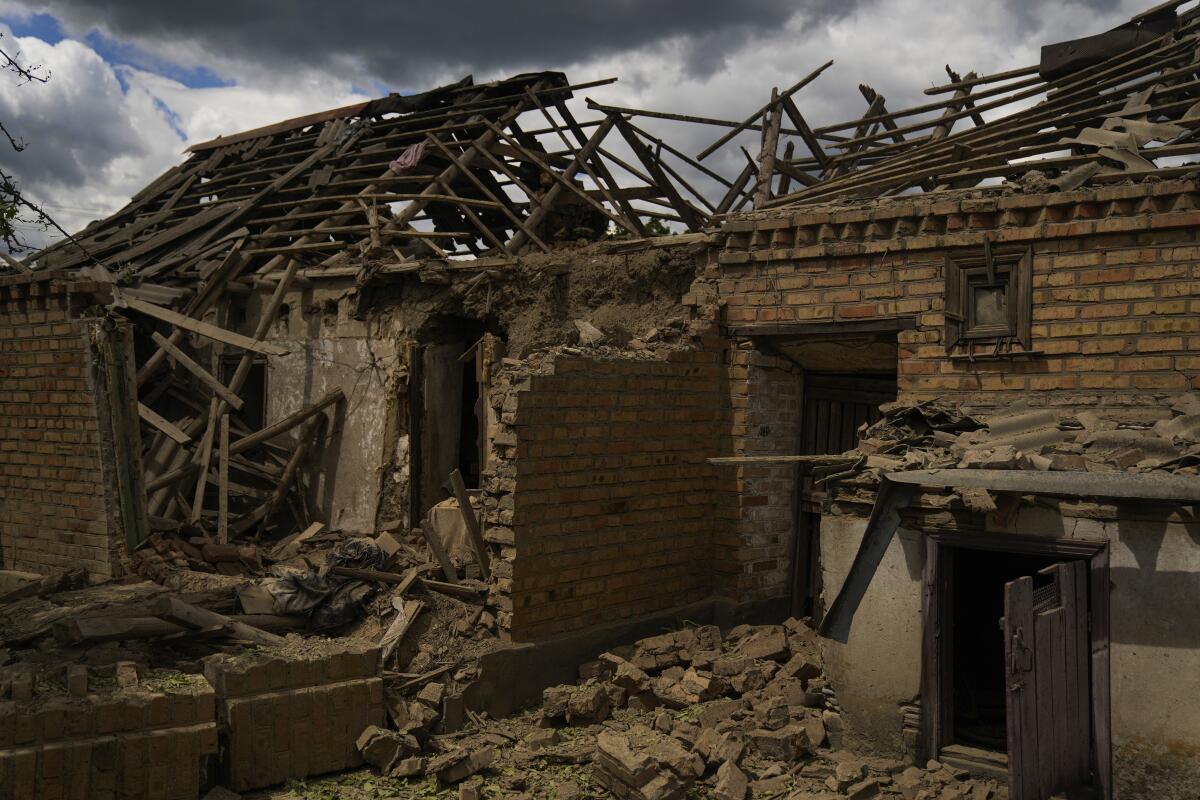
[721,347,805,603]
[0,670,218,800]
[710,179,1200,605]
[203,641,384,791]
[490,340,733,641]
[0,273,141,578]
[718,179,1200,420]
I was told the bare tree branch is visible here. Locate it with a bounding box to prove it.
[0,34,101,265]
[0,34,50,85]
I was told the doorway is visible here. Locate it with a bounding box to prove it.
[949,547,1062,752]
[921,532,1112,799]
[794,371,897,618]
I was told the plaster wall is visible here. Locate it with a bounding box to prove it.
[819,501,1200,799]
[818,514,924,752]
[267,337,396,533]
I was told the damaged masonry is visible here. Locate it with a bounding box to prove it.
[5,2,1200,799]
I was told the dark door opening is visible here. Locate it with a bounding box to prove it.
[795,371,897,619]
[921,533,1112,799]
[221,357,267,430]
[457,354,481,488]
[949,547,1062,752]
[411,317,502,520]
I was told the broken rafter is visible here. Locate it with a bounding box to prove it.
[696,59,834,160]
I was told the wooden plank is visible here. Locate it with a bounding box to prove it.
[449,468,491,580]
[1035,605,1064,796]
[421,578,487,602]
[218,413,230,544]
[137,403,191,445]
[379,599,425,667]
[228,389,343,456]
[1070,561,1091,785]
[114,294,289,356]
[781,96,828,167]
[614,118,703,229]
[330,566,411,585]
[150,331,245,411]
[1049,602,1071,789]
[1056,561,1088,785]
[0,251,33,274]
[1005,575,1039,800]
[755,88,783,208]
[53,617,186,645]
[696,59,834,159]
[136,244,247,389]
[919,535,942,763]
[258,414,324,529]
[423,134,551,252]
[153,595,284,646]
[189,398,219,522]
[268,521,324,560]
[1091,547,1112,800]
[420,518,457,584]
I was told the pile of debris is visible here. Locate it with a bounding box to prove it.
[825,393,1200,493]
[352,618,1007,799]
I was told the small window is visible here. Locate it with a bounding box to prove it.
[945,246,1032,349]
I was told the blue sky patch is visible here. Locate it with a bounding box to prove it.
[1,12,65,45]
[82,28,233,89]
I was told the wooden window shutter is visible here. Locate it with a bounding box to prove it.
[1014,247,1033,350]
[944,255,963,349]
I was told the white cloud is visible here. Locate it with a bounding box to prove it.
[0,23,367,248]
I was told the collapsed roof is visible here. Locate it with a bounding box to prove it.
[15,2,1200,286]
[29,71,718,290]
[731,1,1200,208]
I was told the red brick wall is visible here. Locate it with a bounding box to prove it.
[0,273,132,577]
[204,642,384,791]
[718,179,1200,420]
[500,343,733,641]
[0,669,218,800]
[709,179,1200,604]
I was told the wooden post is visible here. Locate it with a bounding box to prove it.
[218,413,230,543]
[755,88,783,208]
[153,596,284,646]
[419,520,458,584]
[449,468,491,580]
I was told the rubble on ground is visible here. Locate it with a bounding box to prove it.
[339,618,1006,800]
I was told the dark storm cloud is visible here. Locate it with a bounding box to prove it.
[31,0,864,84]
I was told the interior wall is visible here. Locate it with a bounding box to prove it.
[267,337,396,534]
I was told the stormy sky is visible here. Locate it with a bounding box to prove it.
[0,0,1157,249]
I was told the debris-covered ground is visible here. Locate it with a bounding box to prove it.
[246,619,1006,800]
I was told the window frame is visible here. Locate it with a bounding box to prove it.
[944,245,1032,350]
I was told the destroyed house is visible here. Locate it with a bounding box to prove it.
[1,2,1200,799]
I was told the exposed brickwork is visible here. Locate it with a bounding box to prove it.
[203,642,384,791]
[708,179,1200,605]
[492,339,733,641]
[719,180,1200,419]
[0,673,217,800]
[721,348,804,602]
[0,273,130,577]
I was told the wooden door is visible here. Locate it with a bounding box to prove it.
[1003,560,1091,800]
